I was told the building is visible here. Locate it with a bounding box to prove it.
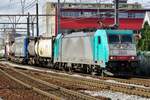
[143,12,150,26]
[42,1,150,37]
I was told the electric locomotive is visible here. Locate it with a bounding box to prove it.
[106,30,138,73]
[54,30,109,75]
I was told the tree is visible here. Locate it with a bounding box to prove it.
[138,22,150,51]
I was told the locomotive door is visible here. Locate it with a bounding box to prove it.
[94,35,107,68]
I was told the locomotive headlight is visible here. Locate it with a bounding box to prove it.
[120,46,123,49]
[110,56,113,60]
[131,56,135,60]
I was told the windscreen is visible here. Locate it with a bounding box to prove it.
[108,34,119,43]
[108,34,133,44]
[121,35,132,43]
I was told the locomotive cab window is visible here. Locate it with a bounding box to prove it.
[121,35,132,43]
[98,36,101,44]
[108,34,119,43]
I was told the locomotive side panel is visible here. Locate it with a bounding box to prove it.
[54,30,109,68]
[60,33,94,64]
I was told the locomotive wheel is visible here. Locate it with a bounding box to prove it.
[89,65,96,76]
[82,64,89,74]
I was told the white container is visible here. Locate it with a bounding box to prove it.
[35,39,52,58]
[14,37,27,57]
[28,40,35,56]
[35,41,38,56]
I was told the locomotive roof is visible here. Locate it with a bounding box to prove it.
[61,31,95,38]
[56,29,133,39]
[106,30,133,35]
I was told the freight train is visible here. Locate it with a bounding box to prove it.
[5,29,139,76]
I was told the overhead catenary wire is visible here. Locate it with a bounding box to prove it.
[24,0,36,10]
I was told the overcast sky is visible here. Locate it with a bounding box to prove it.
[0,0,149,14]
[0,0,149,35]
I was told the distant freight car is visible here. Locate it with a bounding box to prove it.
[0,49,5,58]
[0,39,5,58]
[34,37,54,65]
[35,38,53,58]
[10,37,28,63]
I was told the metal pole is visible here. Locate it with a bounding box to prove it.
[36,2,39,37]
[57,0,61,34]
[114,0,119,28]
[32,22,34,37]
[27,13,30,37]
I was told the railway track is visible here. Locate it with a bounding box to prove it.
[0,63,102,100]
[4,61,150,87]
[0,71,50,100]
[98,76,150,87]
[45,68,150,88]
[1,62,150,98]
[27,65,150,88]
[22,69,150,98]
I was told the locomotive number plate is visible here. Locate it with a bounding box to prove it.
[119,50,127,55]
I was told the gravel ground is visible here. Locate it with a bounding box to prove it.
[0,70,49,100]
[2,61,149,87]
[1,61,150,100]
[81,90,150,100]
[105,80,150,89]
